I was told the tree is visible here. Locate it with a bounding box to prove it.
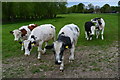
[101,4,111,13]
[94,5,100,13]
[87,3,94,13]
[58,2,67,14]
[118,1,120,6]
[76,3,85,13]
[71,5,77,13]
[2,2,67,23]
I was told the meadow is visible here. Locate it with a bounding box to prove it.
[2,13,119,78]
[2,13,118,59]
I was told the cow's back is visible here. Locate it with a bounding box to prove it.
[30,24,55,41]
[59,24,80,43]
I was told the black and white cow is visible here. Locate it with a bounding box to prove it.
[91,18,105,40]
[84,21,95,40]
[45,24,80,71]
[23,24,56,59]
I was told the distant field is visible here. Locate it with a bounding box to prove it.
[2,13,118,59]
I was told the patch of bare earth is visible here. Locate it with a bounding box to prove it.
[2,41,119,78]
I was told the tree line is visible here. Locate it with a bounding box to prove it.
[2,2,120,23]
[2,2,67,23]
[67,3,120,13]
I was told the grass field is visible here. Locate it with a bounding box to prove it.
[2,13,119,78]
[2,13,118,59]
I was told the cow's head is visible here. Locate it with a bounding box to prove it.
[91,18,101,24]
[23,35,37,55]
[91,18,102,30]
[10,29,21,41]
[45,41,68,65]
[22,40,32,55]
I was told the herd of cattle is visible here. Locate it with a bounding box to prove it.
[10,17,105,71]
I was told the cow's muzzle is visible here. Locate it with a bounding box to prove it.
[55,61,61,65]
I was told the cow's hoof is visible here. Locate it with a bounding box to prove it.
[60,68,64,72]
[38,57,41,60]
[69,60,74,62]
[25,54,30,56]
[69,56,74,61]
[60,69,64,72]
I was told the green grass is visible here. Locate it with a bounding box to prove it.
[2,13,118,59]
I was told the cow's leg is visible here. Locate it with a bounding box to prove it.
[90,35,92,40]
[37,41,44,60]
[85,31,89,40]
[96,30,99,39]
[90,37,92,40]
[101,28,104,40]
[20,39,24,51]
[43,42,48,54]
[60,56,64,71]
[69,44,75,62]
[21,44,24,51]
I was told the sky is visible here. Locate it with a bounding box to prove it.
[67,0,119,7]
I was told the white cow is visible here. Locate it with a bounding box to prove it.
[45,24,80,71]
[23,24,56,59]
[91,18,105,40]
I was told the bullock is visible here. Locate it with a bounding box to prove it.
[84,21,95,40]
[10,24,38,50]
[91,18,105,40]
[45,24,80,71]
[22,24,56,59]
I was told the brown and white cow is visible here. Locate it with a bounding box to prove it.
[10,24,38,50]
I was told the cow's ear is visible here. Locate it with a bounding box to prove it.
[45,44,54,49]
[10,31,13,34]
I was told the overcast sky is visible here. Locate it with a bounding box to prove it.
[67,0,119,7]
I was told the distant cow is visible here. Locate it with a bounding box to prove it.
[91,18,105,40]
[23,24,56,59]
[45,24,80,71]
[10,24,38,50]
[84,21,95,40]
